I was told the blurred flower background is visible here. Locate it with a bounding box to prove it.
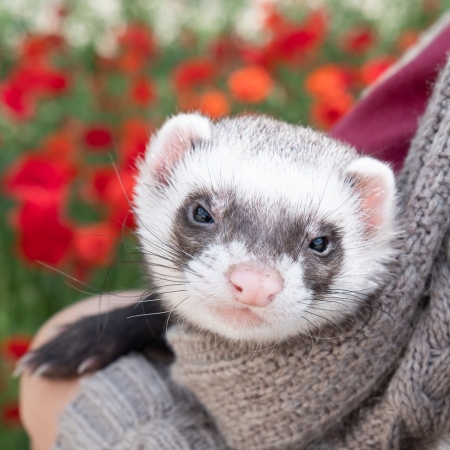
[0,0,448,446]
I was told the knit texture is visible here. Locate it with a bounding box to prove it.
[54,56,450,449]
[53,354,226,450]
[167,54,450,450]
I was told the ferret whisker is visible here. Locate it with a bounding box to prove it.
[126,308,177,319]
[138,220,215,272]
[131,287,188,308]
[64,281,99,298]
[245,342,260,365]
[165,296,190,339]
[37,261,105,295]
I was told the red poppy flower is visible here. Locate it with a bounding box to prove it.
[4,155,74,203]
[1,402,21,428]
[228,65,273,103]
[42,131,76,163]
[172,58,215,92]
[341,27,376,54]
[1,335,32,362]
[109,203,136,231]
[361,56,396,86]
[1,63,69,118]
[209,37,240,65]
[102,170,135,206]
[84,126,113,150]
[310,92,354,130]
[11,65,70,95]
[72,222,117,267]
[118,23,155,57]
[276,13,326,61]
[199,90,230,118]
[0,84,35,119]
[263,3,291,35]
[82,167,136,230]
[83,166,116,203]
[242,10,326,67]
[119,118,151,168]
[305,65,353,99]
[20,34,64,61]
[131,77,156,106]
[117,47,147,73]
[16,198,74,265]
[103,170,136,230]
[397,30,419,51]
[39,68,70,94]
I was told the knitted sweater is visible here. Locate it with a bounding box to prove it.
[54,53,450,450]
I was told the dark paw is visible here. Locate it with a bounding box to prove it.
[15,299,172,379]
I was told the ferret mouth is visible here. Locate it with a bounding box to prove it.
[212,305,266,327]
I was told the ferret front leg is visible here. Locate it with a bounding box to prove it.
[15,295,172,379]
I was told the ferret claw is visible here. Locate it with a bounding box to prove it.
[77,357,98,375]
[32,363,52,378]
[13,352,36,378]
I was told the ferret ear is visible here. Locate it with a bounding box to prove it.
[346,157,396,233]
[146,113,212,184]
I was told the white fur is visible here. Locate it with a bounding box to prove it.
[134,115,396,343]
[146,113,211,180]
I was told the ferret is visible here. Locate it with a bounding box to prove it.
[20,113,396,378]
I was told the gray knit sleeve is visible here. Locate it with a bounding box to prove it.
[53,354,225,450]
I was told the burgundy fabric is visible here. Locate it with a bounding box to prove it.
[330,20,450,172]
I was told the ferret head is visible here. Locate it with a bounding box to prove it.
[134,114,396,343]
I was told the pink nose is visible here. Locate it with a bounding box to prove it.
[229,268,283,307]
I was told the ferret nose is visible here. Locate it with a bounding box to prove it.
[229,268,283,307]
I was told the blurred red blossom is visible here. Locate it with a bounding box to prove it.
[242,9,327,67]
[228,65,273,103]
[105,170,136,230]
[119,118,151,168]
[1,63,70,119]
[131,77,156,106]
[83,166,117,204]
[72,222,117,268]
[118,23,155,57]
[310,91,354,130]
[172,58,216,92]
[397,30,420,51]
[16,198,74,265]
[1,335,32,362]
[361,56,396,85]
[20,34,65,61]
[263,4,291,35]
[102,170,135,209]
[1,84,35,119]
[83,167,135,230]
[4,155,74,203]
[117,48,147,73]
[84,126,113,150]
[209,37,240,66]
[7,65,69,95]
[0,4,429,284]
[199,90,230,119]
[1,402,21,428]
[305,64,353,99]
[42,131,77,164]
[341,27,376,54]
[275,11,327,61]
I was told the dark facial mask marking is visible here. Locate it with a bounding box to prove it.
[302,220,344,297]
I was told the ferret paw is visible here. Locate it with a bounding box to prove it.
[13,322,119,379]
[14,300,171,379]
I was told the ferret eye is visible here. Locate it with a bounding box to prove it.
[309,237,329,254]
[193,205,214,224]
